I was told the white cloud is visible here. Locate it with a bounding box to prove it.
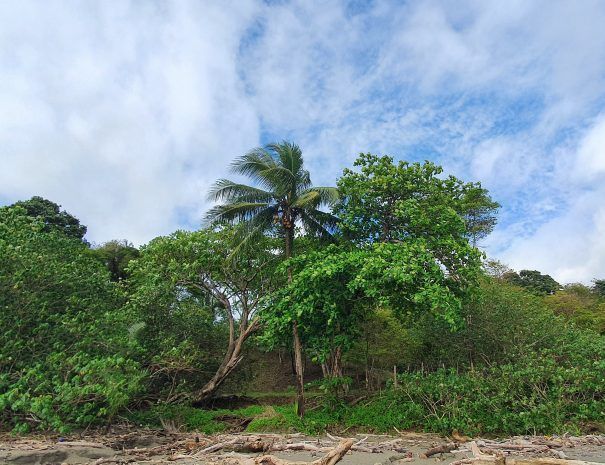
[499,116,605,283]
[0,0,260,244]
[0,0,604,282]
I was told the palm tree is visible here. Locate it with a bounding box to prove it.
[206,141,339,416]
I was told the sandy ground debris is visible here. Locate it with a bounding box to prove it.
[1,429,604,465]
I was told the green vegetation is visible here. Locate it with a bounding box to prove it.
[206,141,339,416]
[10,196,87,241]
[1,144,604,436]
[0,207,142,433]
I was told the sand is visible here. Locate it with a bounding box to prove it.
[1,431,604,465]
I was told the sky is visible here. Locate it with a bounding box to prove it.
[1,0,604,284]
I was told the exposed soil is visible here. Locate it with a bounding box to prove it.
[1,429,604,465]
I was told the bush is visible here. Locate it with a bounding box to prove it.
[406,278,573,370]
[342,328,605,435]
[0,207,142,432]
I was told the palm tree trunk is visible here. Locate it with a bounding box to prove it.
[285,225,305,417]
[292,321,305,416]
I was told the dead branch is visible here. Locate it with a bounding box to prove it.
[205,439,355,465]
[421,442,457,458]
[58,440,107,448]
[463,441,603,465]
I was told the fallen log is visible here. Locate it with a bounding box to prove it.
[57,440,107,448]
[421,442,457,458]
[463,441,603,465]
[256,439,354,465]
[209,439,355,465]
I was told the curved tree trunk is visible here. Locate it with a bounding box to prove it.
[190,274,260,403]
[194,322,258,402]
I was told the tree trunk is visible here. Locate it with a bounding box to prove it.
[284,224,305,417]
[193,321,258,402]
[331,347,343,379]
[293,320,305,416]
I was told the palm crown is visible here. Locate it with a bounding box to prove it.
[206,142,339,255]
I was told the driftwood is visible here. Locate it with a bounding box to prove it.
[57,440,108,448]
[421,442,457,458]
[208,439,355,465]
[453,441,604,465]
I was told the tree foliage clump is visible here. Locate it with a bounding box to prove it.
[335,153,498,246]
[0,207,142,432]
[545,283,605,334]
[91,239,140,281]
[11,196,87,241]
[592,279,605,298]
[504,269,560,295]
[127,227,279,403]
[340,280,605,435]
[346,341,605,435]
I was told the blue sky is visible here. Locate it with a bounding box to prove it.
[1,0,605,283]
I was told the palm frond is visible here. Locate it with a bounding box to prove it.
[227,207,278,258]
[230,148,276,177]
[293,187,340,209]
[268,141,303,176]
[231,148,298,192]
[208,179,274,203]
[205,202,271,225]
[299,209,340,239]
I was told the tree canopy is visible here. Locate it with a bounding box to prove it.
[91,239,140,281]
[0,207,140,431]
[334,153,498,247]
[504,269,560,295]
[10,196,87,241]
[126,226,280,402]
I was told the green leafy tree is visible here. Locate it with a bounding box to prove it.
[91,239,140,281]
[127,227,280,402]
[266,240,477,381]
[504,269,560,295]
[11,196,87,241]
[545,283,605,334]
[592,279,605,297]
[482,259,513,280]
[409,278,572,369]
[266,154,483,393]
[206,141,338,416]
[334,154,483,283]
[460,186,500,246]
[0,207,141,432]
[335,153,498,247]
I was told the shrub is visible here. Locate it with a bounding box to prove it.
[0,207,142,432]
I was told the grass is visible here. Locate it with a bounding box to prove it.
[126,401,346,435]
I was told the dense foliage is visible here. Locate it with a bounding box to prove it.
[91,240,140,282]
[0,207,141,432]
[1,144,604,436]
[127,227,279,402]
[504,269,561,295]
[11,196,87,241]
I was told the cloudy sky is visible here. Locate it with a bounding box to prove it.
[1,0,604,283]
